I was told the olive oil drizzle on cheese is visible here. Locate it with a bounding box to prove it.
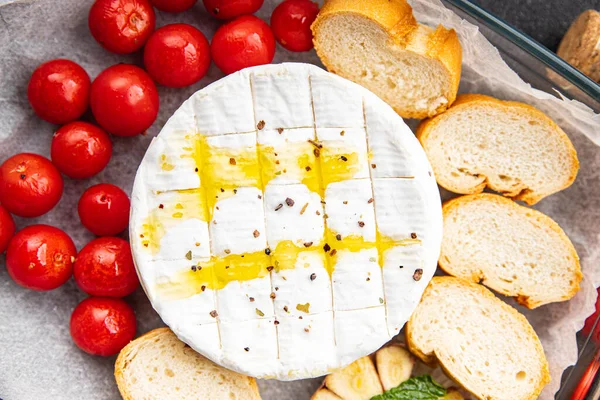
[144,133,420,298]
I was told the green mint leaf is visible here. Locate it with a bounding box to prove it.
[371,375,447,400]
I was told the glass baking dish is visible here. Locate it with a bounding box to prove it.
[441,1,600,398]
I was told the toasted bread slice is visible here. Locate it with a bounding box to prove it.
[115,328,261,400]
[443,389,465,400]
[407,277,550,400]
[375,344,415,391]
[312,0,462,119]
[440,193,582,308]
[324,356,383,399]
[311,388,343,400]
[557,10,600,83]
[417,94,579,204]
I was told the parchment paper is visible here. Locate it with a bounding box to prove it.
[0,0,598,399]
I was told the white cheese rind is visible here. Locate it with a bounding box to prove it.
[310,73,364,128]
[194,72,255,135]
[251,68,314,129]
[381,245,428,335]
[332,248,383,311]
[271,250,332,318]
[324,179,376,241]
[264,184,324,249]
[131,63,443,381]
[210,187,267,257]
[216,276,275,322]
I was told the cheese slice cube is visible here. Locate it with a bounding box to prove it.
[264,184,324,249]
[381,245,426,334]
[220,318,279,376]
[310,73,364,128]
[193,71,255,135]
[335,307,389,367]
[364,100,420,178]
[324,179,376,242]
[202,132,261,196]
[210,187,267,257]
[271,249,332,318]
[175,323,222,362]
[216,275,275,322]
[156,290,219,327]
[332,248,383,311]
[143,136,200,192]
[251,69,313,129]
[317,127,370,182]
[135,189,211,261]
[257,128,320,190]
[373,178,430,242]
[277,312,337,376]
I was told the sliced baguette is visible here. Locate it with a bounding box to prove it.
[440,193,582,308]
[312,388,343,400]
[323,356,383,399]
[312,0,462,119]
[115,328,261,400]
[375,344,415,391]
[417,94,579,204]
[406,277,550,400]
[557,10,600,83]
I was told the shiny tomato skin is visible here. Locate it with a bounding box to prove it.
[51,122,113,179]
[90,64,159,137]
[144,24,211,88]
[270,0,319,52]
[88,0,156,54]
[78,184,130,236]
[70,297,136,356]
[74,237,139,297]
[210,15,275,74]
[150,0,197,12]
[0,153,64,218]
[0,205,15,254]
[6,225,76,291]
[27,59,91,125]
[203,0,264,19]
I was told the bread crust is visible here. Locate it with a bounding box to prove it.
[312,0,462,119]
[439,193,582,308]
[114,327,262,400]
[557,10,600,83]
[416,94,579,204]
[406,277,551,400]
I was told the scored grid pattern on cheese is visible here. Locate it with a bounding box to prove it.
[131,64,442,379]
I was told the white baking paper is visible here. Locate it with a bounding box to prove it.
[0,0,598,399]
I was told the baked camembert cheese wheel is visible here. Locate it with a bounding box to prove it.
[130,63,442,380]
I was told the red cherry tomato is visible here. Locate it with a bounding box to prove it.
[582,288,600,343]
[70,297,136,356]
[27,59,91,125]
[150,0,197,12]
[51,122,112,179]
[0,205,15,254]
[74,237,139,297]
[144,24,211,88]
[90,64,159,136]
[203,0,264,19]
[6,225,76,291]
[211,15,275,74]
[271,0,319,52]
[78,184,130,236]
[0,153,64,218]
[88,0,156,54]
